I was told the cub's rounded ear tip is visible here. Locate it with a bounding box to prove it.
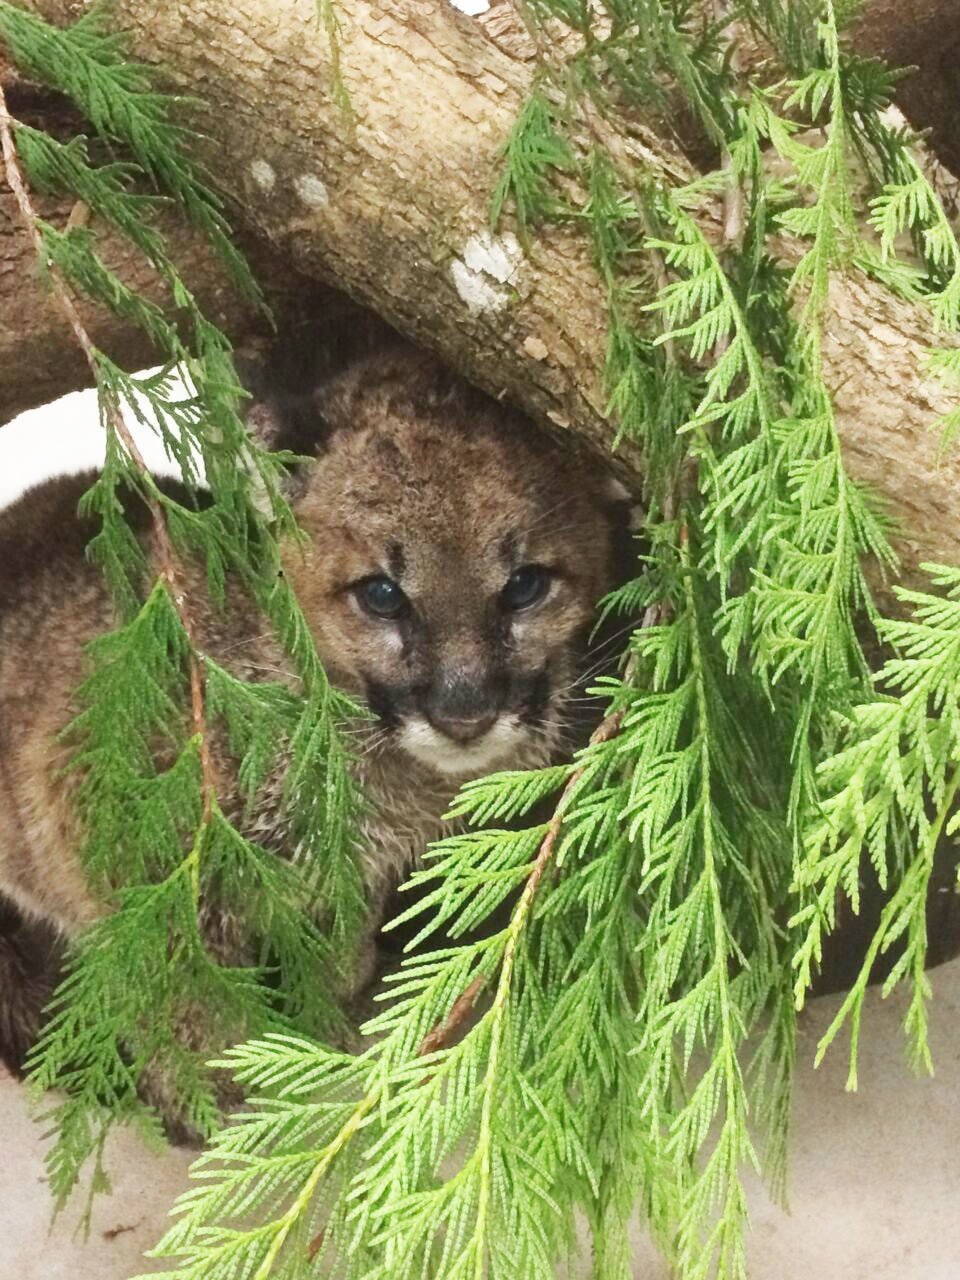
[245,401,287,450]
[602,473,644,522]
[628,504,646,532]
[244,392,332,464]
[603,475,633,504]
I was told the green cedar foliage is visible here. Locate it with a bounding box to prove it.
[2,2,960,1279]
[0,0,364,1225]
[132,4,960,1280]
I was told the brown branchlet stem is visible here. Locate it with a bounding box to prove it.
[417,973,487,1058]
[0,83,217,820]
[707,0,745,359]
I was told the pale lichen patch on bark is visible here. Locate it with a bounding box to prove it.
[249,159,276,193]
[462,229,522,282]
[450,260,508,314]
[294,173,330,209]
[450,229,523,315]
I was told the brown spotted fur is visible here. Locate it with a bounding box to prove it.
[0,343,624,1085]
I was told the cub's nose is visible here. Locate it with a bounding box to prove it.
[426,709,498,744]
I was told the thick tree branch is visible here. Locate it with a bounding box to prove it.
[0,184,274,422]
[0,50,313,422]
[6,0,960,591]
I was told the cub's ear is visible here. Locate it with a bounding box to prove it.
[244,392,332,461]
[598,470,645,531]
[597,471,645,590]
[242,391,333,509]
[234,344,333,462]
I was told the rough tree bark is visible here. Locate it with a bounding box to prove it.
[4,0,960,590]
[0,187,279,421]
[0,64,310,419]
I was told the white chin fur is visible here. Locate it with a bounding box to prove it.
[398,715,526,777]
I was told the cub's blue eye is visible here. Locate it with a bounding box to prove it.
[501,565,551,611]
[356,575,407,619]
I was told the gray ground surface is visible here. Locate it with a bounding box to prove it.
[2,957,959,1278]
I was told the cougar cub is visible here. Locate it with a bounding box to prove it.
[0,343,625,1071]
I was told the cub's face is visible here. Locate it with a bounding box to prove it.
[280,349,622,778]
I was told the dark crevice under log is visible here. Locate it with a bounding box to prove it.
[852,0,960,179]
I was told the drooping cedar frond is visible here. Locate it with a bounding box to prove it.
[2,3,959,1279]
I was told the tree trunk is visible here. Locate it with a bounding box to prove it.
[6,0,960,588]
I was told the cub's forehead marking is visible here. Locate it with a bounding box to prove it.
[387,542,405,580]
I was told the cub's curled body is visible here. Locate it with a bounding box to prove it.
[0,345,622,1073]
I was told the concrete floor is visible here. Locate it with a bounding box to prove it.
[2,960,959,1279]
